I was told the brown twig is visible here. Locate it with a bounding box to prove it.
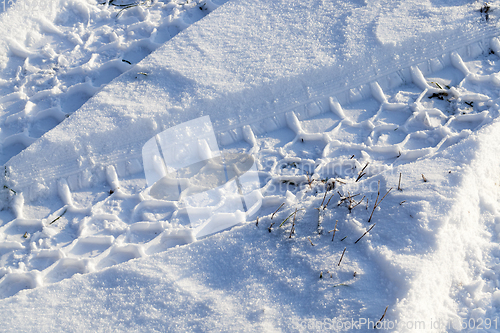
[306,172,313,189]
[279,209,303,227]
[355,223,376,244]
[320,190,328,208]
[338,247,346,266]
[289,209,298,238]
[356,162,369,182]
[422,174,427,182]
[374,306,389,329]
[271,202,285,219]
[49,208,68,225]
[331,220,338,241]
[398,173,402,191]
[308,237,315,246]
[338,192,361,207]
[325,193,336,209]
[368,181,392,222]
[317,210,324,234]
[347,191,365,213]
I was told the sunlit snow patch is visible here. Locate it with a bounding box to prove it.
[142,116,262,238]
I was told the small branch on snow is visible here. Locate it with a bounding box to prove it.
[271,202,285,219]
[368,181,392,223]
[355,223,376,244]
[374,306,389,329]
[338,247,346,266]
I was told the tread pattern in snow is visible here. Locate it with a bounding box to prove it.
[1,41,500,299]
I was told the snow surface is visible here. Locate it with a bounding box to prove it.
[1,0,500,332]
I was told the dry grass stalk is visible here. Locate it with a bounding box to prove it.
[355,223,376,244]
[331,220,338,241]
[325,193,336,209]
[338,247,346,266]
[356,162,369,182]
[368,181,392,222]
[271,202,285,219]
[279,209,303,227]
[347,191,365,213]
[374,306,389,329]
[289,209,298,238]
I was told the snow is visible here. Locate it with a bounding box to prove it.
[1,0,500,331]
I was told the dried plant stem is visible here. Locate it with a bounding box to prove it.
[338,247,346,266]
[356,162,369,182]
[374,306,389,329]
[289,209,298,238]
[320,190,328,208]
[317,210,324,234]
[338,192,360,206]
[49,208,68,225]
[331,220,338,241]
[368,181,392,222]
[398,173,402,191]
[355,223,376,244]
[279,209,303,227]
[271,202,285,219]
[347,191,365,213]
[325,193,336,209]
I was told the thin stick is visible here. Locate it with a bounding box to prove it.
[332,220,338,241]
[355,223,376,244]
[279,209,303,227]
[325,193,336,209]
[374,306,389,329]
[289,209,298,238]
[268,222,274,232]
[256,217,259,226]
[348,195,365,213]
[317,209,323,234]
[356,162,369,182]
[320,190,328,208]
[308,237,315,246]
[368,181,392,222]
[49,208,68,225]
[271,202,285,219]
[398,173,402,191]
[421,174,427,182]
[338,192,360,206]
[338,247,346,266]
